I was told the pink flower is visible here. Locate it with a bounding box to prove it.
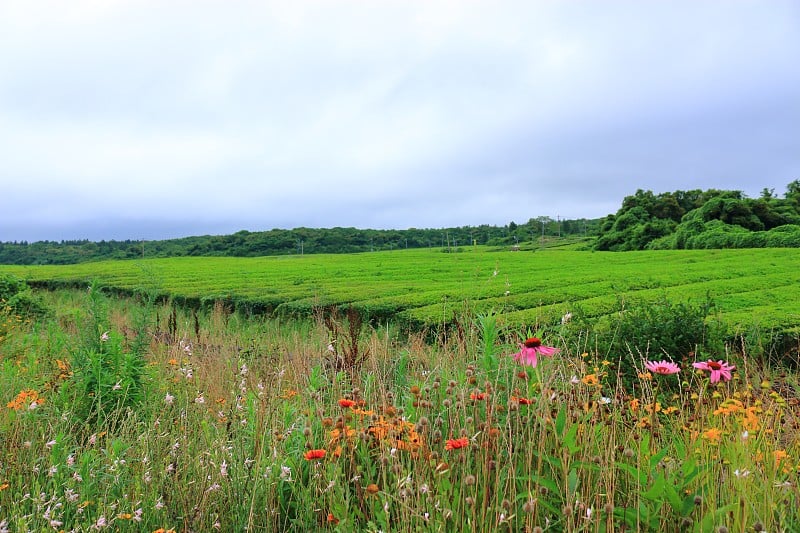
[644,360,681,375]
[511,337,559,368]
[692,359,735,383]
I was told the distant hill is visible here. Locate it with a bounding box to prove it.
[0,218,599,265]
[594,181,800,251]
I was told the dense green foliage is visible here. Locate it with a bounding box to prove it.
[0,218,598,265]
[2,248,798,348]
[0,274,48,318]
[595,181,800,251]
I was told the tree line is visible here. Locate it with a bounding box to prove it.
[0,218,598,265]
[594,180,800,251]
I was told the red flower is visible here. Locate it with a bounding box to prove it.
[304,449,326,460]
[338,398,356,408]
[513,396,533,405]
[445,437,470,450]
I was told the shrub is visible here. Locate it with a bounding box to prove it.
[0,274,48,318]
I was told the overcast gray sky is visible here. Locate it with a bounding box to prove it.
[1,1,799,242]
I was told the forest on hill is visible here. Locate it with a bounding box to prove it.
[594,180,800,251]
[0,218,597,265]
[2,181,799,265]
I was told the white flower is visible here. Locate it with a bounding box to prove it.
[239,364,248,376]
[734,469,751,478]
[50,519,64,528]
[112,381,122,391]
[28,400,39,410]
[194,395,205,404]
[46,439,57,449]
[100,331,109,342]
[599,397,612,405]
[155,498,165,510]
[165,392,174,405]
[561,312,573,325]
[92,515,107,529]
[220,460,228,477]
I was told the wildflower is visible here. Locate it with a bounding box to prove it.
[774,449,789,467]
[702,427,723,444]
[304,449,326,461]
[327,513,339,525]
[100,331,109,342]
[366,483,380,495]
[165,393,174,405]
[445,437,470,451]
[692,360,735,383]
[511,337,559,368]
[581,374,600,386]
[338,398,356,408]
[561,312,572,325]
[194,394,205,404]
[512,396,533,405]
[46,439,57,449]
[644,360,680,375]
[220,460,228,477]
[733,469,751,478]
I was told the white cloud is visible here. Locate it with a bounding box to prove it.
[1,0,798,240]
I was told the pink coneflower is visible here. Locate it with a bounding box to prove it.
[692,360,735,383]
[511,337,559,368]
[644,360,681,375]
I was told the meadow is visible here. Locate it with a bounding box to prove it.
[1,248,800,531]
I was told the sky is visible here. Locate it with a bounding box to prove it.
[1,1,799,242]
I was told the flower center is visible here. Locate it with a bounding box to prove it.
[706,361,722,370]
[523,337,541,348]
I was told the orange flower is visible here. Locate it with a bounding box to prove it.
[0,482,9,491]
[327,513,339,525]
[581,374,600,387]
[512,396,533,405]
[365,483,380,495]
[338,398,356,408]
[6,389,39,410]
[304,449,326,460]
[702,428,723,444]
[445,437,469,451]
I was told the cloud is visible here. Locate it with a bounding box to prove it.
[1,0,798,241]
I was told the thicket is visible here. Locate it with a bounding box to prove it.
[595,181,800,251]
[0,218,598,265]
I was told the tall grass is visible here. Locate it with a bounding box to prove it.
[1,289,798,532]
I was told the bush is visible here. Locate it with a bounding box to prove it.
[0,274,48,318]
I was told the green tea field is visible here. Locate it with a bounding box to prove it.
[2,247,798,333]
